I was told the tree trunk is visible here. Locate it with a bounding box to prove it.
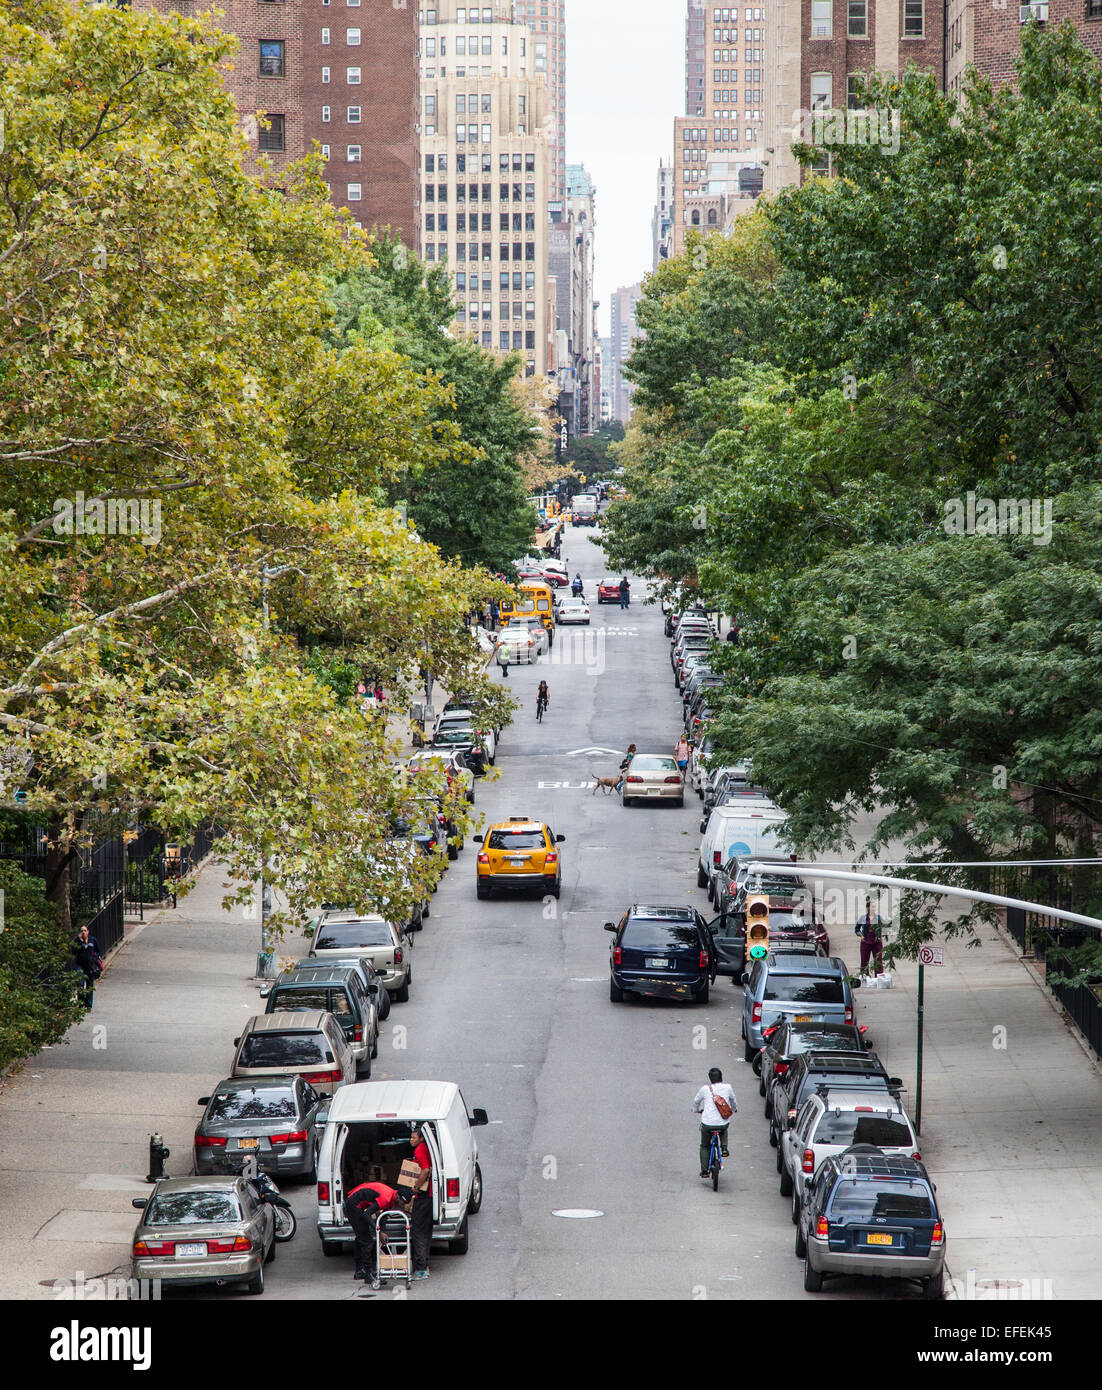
[44,812,81,938]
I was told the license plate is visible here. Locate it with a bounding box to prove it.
[509,858,526,866]
[175,1242,207,1258]
[794,1014,812,1022]
[237,1138,259,1149]
[646,957,668,968]
[866,1232,894,1246]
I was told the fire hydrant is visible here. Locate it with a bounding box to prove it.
[146,1133,170,1183]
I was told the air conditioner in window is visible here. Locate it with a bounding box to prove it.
[1019,0,1047,19]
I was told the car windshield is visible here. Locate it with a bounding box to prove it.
[763,974,844,1004]
[239,1032,333,1067]
[621,921,700,951]
[206,1087,298,1122]
[488,829,546,850]
[828,1180,934,1222]
[631,755,678,772]
[814,1112,913,1146]
[786,1028,860,1054]
[145,1192,241,1225]
[314,922,392,949]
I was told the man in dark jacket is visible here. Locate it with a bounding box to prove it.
[70,925,102,1009]
[618,576,631,610]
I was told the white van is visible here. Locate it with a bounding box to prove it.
[315,1079,488,1257]
[698,803,788,889]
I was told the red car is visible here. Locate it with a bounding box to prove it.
[597,577,622,605]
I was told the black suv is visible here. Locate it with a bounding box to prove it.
[757,1020,869,1113]
[770,1051,902,1151]
[606,904,717,1005]
[796,1148,945,1298]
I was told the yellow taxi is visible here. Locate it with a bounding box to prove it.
[476,818,565,900]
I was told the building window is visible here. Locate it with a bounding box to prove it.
[425,94,436,115]
[1089,0,1102,16]
[481,93,492,113]
[348,105,361,122]
[322,66,331,83]
[847,73,865,107]
[438,213,448,231]
[847,0,868,34]
[903,0,924,34]
[810,72,832,108]
[347,27,361,44]
[481,124,492,142]
[259,40,285,77]
[320,144,330,159]
[347,66,361,84]
[347,182,361,201]
[426,213,436,231]
[525,331,535,349]
[347,144,361,162]
[321,27,330,43]
[258,113,285,151]
[810,0,831,35]
[321,105,331,122]
[425,245,435,261]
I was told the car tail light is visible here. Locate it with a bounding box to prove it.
[544,852,558,865]
[394,947,403,964]
[626,775,643,783]
[353,1026,363,1042]
[815,1217,829,1238]
[133,1240,175,1257]
[302,1070,342,1086]
[931,1222,943,1246]
[854,1106,874,1112]
[664,776,682,784]
[699,950,709,968]
[317,1182,330,1204]
[751,1002,762,1024]
[802,1148,815,1174]
[773,1061,789,1076]
[446,1178,460,1201]
[713,851,721,865]
[207,1236,253,1254]
[270,1130,308,1145]
[194,1134,227,1148]
[844,1005,854,1024]
[612,946,622,966]
[912,1151,922,1161]
[477,852,490,864]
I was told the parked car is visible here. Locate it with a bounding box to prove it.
[476,818,565,899]
[698,801,785,892]
[770,1049,901,1151]
[781,1087,920,1220]
[194,1075,325,1180]
[606,904,717,1004]
[263,963,380,1072]
[620,752,686,807]
[714,880,831,958]
[741,951,856,1061]
[554,596,591,625]
[391,803,457,864]
[316,1079,489,1257]
[407,749,475,804]
[230,1012,356,1096]
[130,1176,275,1295]
[434,709,497,763]
[307,911,414,1002]
[430,725,489,778]
[300,955,391,1022]
[757,1019,869,1108]
[797,1149,945,1297]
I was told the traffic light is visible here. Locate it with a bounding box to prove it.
[745,891,770,961]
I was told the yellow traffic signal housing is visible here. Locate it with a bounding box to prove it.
[745,891,770,961]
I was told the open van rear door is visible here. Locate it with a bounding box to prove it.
[421,1122,445,1224]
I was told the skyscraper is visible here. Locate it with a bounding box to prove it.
[512,0,566,202]
[419,2,552,377]
[652,159,674,268]
[609,284,642,425]
[686,0,707,116]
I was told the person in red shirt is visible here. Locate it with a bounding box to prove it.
[345,1180,406,1282]
[408,1124,434,1279]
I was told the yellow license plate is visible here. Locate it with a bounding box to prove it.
[794,1014,812,1022]
[238,1138,259,1149]
[866,1232,893,1246]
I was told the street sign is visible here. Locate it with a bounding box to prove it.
[918,945,944,966]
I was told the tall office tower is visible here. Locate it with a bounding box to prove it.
[686,0,707,116]
[609,283,642,425]
[130,0,421,246]
[512,0,566,201]
[419,1,552,377]
[566,165,597,436]
[598,336,613,425]
[652,158,674,267]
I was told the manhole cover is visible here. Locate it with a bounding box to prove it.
[975,1279,1023,1290]
[551,1209,604,1219]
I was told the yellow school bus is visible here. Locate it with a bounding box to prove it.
[500,581,555,642]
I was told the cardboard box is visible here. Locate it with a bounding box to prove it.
[396,1159,421,1190]
[366,1164,383,1182]
[379,1252,407,1273]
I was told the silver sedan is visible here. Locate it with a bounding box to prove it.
[130,1176,274,1295]
[620,753,686,808]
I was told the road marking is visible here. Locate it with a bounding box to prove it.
[537,780,597,789]
[551,1209,604,1219]
[563,746,623,757]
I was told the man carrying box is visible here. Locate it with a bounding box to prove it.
[403,1124,434,1280]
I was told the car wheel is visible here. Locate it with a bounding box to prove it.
[467,790,475,804]
[697,864,708,888]
[395,974,410,1004]
[265,1236,276,1263]
[546,879,560,899]
[794,1217,807,1257]
[791,1187,801,1226]
[448,843,459,861]
[476,880,490,899]
[450,1217,470,1255]
[803,1255,823,1293]
[922,1272,944,1300]
[744,1035,757,1063]
[305,1141,319,1182]
[769,1121,779,1148]
[411,906,423,933]
[321,1240,342,1257]
[468,1163,483,1215]
[246,1265,265,1295]
[694,981,709,1004]
[422,898,430,919]
[759,1071,768,1098]
[675,798,684,808]
[609,975,624,1003]
[357,1050,372,1079]
[371,1031,379,1059]
[779,1161,793,1197]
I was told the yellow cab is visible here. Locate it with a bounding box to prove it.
[500,581,555,644]
[476,817,565,900]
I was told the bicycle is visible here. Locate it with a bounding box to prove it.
[705,1127,723,1191]
[536,695,548,723]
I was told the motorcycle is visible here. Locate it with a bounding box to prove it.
[251,1170,297,1242]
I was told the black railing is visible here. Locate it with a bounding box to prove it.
[1045,951,1102,1058]
[125,824,221,914]
[0,829,125,951]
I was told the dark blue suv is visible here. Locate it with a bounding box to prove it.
[605,905,716,1004]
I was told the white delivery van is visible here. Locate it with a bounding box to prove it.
[315,1079,488,1257]
[698,803,788,889]
[571,494,599,525]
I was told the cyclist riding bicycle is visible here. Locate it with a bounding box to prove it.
[691,1067,738,1179]
[536,680,549,720]
[571,573,584,597]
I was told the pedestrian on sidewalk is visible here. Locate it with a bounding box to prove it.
[495,637,510,679]
[618,576,631,610]
[674,734,690,772]
[407,1124,434,1280]
[70,924,103,1010]
[855,897,884,977]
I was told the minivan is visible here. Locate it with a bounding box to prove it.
[315,1079,489,1258]
[231,1012,356,1096]
[264,964,379,1073]
[606,904,717,1004]
[697,801,785,890]
[741,952,856,1061]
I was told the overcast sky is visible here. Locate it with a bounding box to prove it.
[566,0,684,338]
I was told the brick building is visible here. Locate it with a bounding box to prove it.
[947,2,1102,98]
[131,0,420,247]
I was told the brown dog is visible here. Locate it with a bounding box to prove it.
[592,774,620,795]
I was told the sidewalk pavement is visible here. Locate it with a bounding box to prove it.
[830,910,1102,1301]
[0,864,306,1300]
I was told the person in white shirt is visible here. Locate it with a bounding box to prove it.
[691,1067,738,1178]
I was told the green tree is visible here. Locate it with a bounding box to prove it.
[0,862,84,1073]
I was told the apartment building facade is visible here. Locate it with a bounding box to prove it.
[419,1,552,377]
[652,158,674,267]
[608,283,642,425]
[946,2,1102,98]
[513,0,567,202]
